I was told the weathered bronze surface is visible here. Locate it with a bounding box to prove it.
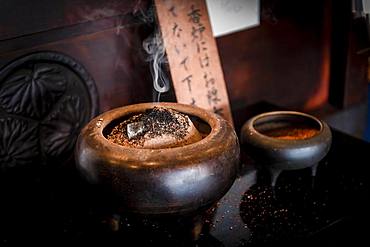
[75,102,239,215]
[241,111,332,186]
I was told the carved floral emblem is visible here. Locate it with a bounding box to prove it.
[0,53,98,169]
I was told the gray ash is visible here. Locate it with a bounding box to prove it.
[144,107,190,139]
[107,107,190,147]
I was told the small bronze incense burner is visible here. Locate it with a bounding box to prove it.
[241,111,332,187]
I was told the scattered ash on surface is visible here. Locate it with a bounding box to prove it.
[239,169,334,245]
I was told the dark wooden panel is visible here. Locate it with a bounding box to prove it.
[0,0,144,40]
[217,0,331,111]
[328,0,351,108]
[0,24,154,113]
[0,14,135,54]
[343,17,368,107]
[328,0,368,108]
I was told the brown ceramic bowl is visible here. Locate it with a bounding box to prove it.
[75,102,239,215]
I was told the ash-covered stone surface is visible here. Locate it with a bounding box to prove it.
[107,107,191,148]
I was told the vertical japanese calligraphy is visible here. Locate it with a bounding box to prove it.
[155,0,233,124]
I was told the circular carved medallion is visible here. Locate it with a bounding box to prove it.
[0,52,99,169]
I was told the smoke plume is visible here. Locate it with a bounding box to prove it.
[142,29,170,102]
[137,4,170,102]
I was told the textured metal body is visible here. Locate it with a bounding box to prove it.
[241,111,332,186]
[75,102,239,215]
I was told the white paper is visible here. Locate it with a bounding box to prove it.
[363,0,370,14]
[206,0,260,37]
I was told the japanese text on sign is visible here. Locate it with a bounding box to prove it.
[155,0,233,124]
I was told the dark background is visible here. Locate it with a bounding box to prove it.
[0,0,368,117]
[1,1,370,245]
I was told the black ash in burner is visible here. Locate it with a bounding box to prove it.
[107,106,200,148]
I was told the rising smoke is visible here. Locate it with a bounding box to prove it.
[142,29,170,102]
[137,4,170,102]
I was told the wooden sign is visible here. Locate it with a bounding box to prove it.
[155,0,234,124]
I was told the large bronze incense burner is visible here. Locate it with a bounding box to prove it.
[75,102,239,215]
